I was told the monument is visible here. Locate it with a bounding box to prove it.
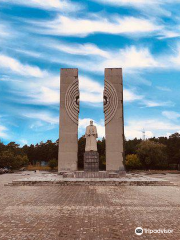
[103,68,125,173]
[85,120,98,151]
[58,68,125,175]
[58,68,80,172]
[84,121,99,171]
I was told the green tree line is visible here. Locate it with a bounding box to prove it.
[0,132,180,170]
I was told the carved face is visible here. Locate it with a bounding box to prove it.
[90,120,93,126]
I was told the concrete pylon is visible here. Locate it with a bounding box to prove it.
[103,68,125,172]
[58,68,80,172]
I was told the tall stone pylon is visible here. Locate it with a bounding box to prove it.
[58,68,80,172]
[103,68,125,172]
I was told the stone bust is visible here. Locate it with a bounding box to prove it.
[85,120,98,152]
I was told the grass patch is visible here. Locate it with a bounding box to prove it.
[27,165,58,171]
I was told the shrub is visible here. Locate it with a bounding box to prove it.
[12,155,29,169]
[48,159,58,170]
[0,150,29,169]
[125,154,142,170]
[137,140,168,170]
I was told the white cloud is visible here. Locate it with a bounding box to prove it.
[158,30,180,39]
[19,139,28,146]
[0,23,10,38]
[0,22,16,44]
[8,69,168,110]
[30,121,44,129]
[27,86,59,105]
[125,118,180,139]
[123,89,172,108]
[47,41,110,58]
[79,75,167,108]
[30,15,161,37]
[101,46,158,70]
[62,45,158,72]
[0,124,8,139]
[23,112,59,125]
[41,41,158,74]
[156,44,180,70]
[125,128,153,140]
[93,0,163,8]
[0,54,47,78]
[92,0,175,16]
[14,49,42,58]
[7,74,60,105]
[79,76,145,105]
[170,46,180,67]
[142,100,173,108]
[79,118,105,138]
[79,117,180,140]
[156,86,171,92]
[124,88,173,108]
[0,0,81,12]
[17,39,180,74]
[79,76,103,104]
[162,111,180,120]
[20,73,166,108]
[124,89,143,102]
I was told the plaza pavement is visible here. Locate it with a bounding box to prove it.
[0,172,180,240]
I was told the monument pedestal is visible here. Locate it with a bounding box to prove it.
[84,151,99,172]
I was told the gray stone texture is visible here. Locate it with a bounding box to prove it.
[84,152,99,172]
[58,68,79,171]
[104,68,125,171]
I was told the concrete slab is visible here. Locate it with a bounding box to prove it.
[5,172,176,187]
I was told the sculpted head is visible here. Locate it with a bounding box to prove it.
[90,120,93,126]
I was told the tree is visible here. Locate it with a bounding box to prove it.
[125,138,142,156]
[0,150,14,168]
[97,137,106,170]
[2,131,180,171]
[125,154,142,170]
[22,140,58,165]
[166,133,180,165]
[11,155,29,169]
[48,159,58,170]
[0,140,5,152]
[137,140,168,169]
[78,136,86,169]
[0,150,29,169]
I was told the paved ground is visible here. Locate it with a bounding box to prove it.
[0,172,180,240]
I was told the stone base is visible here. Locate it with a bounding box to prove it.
[108,170,126,177]
[59,170,126,178]
[5,172,177,186]
[84,151,99,172]
[74,171,125,178]
[6,178,176,187]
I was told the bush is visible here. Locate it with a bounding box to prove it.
[0,150,29,169]
[125,154,142,170]
[137,140,168,170]
[48,159,58,170]
[12,155,29,169]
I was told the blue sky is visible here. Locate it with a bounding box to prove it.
[0,0,180,146]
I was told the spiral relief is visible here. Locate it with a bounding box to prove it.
[65,79,80,125]
[103,79,118,125]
